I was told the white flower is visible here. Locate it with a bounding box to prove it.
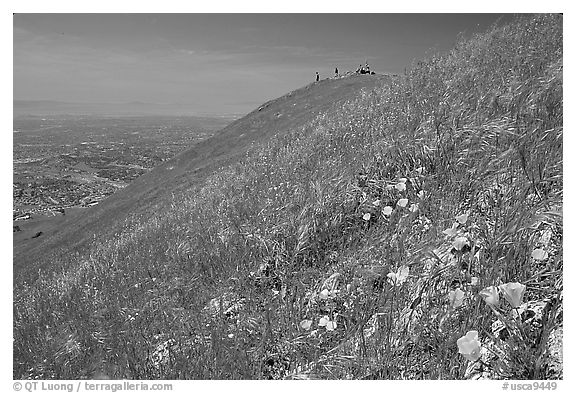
[531,248,548,261]
[397,198,409,208]
[318,316,337,331]
[409,203,419,213]
[443,223,458,237]
[300,319,313,330]
[453,236,470,251]
[457,330,482,362]
[395,182,406,192]
[362,213,371,221]
[499,282,526,308]
[448,288,465,308]
[387,265,409,286]
[326,320,337,331]
[382,206,393,216]
[479,286,500,306]
[456,213,469,224]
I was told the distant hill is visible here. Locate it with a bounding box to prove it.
[13,99,238,118]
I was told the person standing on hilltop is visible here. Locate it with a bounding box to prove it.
[335,67,339,77]
[316,71,320,82]
[365,61,370,74]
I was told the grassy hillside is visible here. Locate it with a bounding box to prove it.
[14,74,390,274]
[14,14,562,380]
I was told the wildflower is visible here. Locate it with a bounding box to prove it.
[319,289,330,300]
[417,190,425,199]
[387,265,409,286]
[395,182,406,192]
[499,282,526,308]
[319,316,337,331]
[457,330,482,362]
[326,319,337,331]
[362,213,371,221]
[300,319,313,330]
[443,223,458,237]
[448,288,465,308]
[409,203,419,213]
[470,276,479,286]
[228,333,235,339]
[382,206,393,216]
[452,236,470,251]
[373,199,381,207]
[479,286,500,306]
[397,198,409,208]
[531,248,548,261]
[456,213,469,225]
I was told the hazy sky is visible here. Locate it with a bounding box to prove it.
[14,13,517,115]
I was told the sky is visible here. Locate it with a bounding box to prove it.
[13,13,518,115]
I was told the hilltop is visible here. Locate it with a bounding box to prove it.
[14,73,393,273]
[14,15,562,380]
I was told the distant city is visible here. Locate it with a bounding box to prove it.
[13,114,232,225]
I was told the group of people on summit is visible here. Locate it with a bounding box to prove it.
[315,61,372,82]
[356,61,371,74]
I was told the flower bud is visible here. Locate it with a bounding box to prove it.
[479,286,499,306]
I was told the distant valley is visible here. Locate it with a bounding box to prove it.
[13,114,233,258]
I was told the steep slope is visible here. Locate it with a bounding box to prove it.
[14,15,562,381]
[14,74,393,273]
